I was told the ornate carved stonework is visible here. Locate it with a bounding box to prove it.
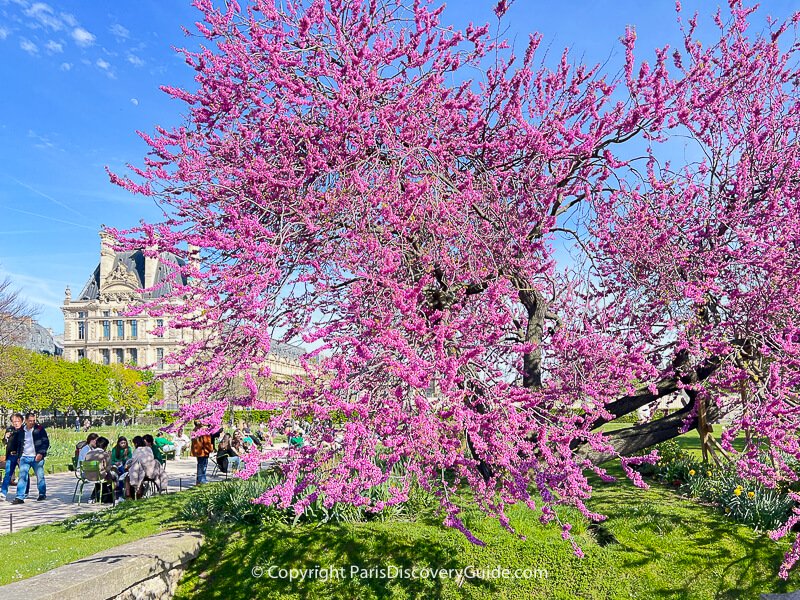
[103,263,140,293]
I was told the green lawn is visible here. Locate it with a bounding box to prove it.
[173,465,799,599]
[0,492,189,584]
[0,451,795,598]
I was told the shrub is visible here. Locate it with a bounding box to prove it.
[182,472,289,526]
[631,440,796,532]
[700,468,795,531]
[181,468,440,527]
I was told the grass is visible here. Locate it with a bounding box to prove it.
[173,464,800,600]
[0,426,794,598]
[0,492,190,585]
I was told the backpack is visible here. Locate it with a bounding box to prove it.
[75,440,87,458]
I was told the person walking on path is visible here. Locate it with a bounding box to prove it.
[1,413,26,501]
[190,421,213,485]
[12,412,49,504]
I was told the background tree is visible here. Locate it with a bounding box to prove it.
[0,276,39,349]
[110,0,800,575]
[0,275,40,386]
[0,347,34,413]
[108,363,150,415]
[58,360,112,415]
[0,349,151,419]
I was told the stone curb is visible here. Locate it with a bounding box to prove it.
[0,529,203,600]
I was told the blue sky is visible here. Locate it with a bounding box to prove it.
[0,0,797,333]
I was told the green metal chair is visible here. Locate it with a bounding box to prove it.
[72,460,98,504]
[83,461,117,504]
[74,461,117,504]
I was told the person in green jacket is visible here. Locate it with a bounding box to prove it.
[143,434,166,466]
[110,436,132,467]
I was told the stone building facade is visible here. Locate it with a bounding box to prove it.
[61,231,194,373]
[61,231,307,388]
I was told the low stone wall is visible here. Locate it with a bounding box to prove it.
[0,529,203,600]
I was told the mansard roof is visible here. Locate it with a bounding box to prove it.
[77,250,187,301]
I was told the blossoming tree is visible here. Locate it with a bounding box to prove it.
[110,0,800,574]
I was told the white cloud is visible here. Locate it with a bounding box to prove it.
[126,53,144,67]
[96,58,115,78]
[24,3,63,31]
[59,61,71,71]
[0,27,9,40]
[71,26,94,47]
[27,129,55,149]
[45,39,62,53]
[19,38,37,54]
[109,23,129,39]
[60,12,76,28]
[130,98,139,106]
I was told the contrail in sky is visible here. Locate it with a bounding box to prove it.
[3,205,95,230]
[10,176,88,218]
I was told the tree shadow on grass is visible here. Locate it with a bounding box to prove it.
[54,493,188,539]
[179,521,499,600]
[589,472,799,599]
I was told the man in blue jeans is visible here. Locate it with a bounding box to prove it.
[0,413,26,501]
[12,412,49,504]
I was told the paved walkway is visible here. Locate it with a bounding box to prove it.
[0,458,217,534]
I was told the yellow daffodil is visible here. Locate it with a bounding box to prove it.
[689,469,696,476]
[706,470,712,477]
[747,491,755,499]
[733,486,742,496]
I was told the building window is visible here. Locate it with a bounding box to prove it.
[77,321,85,340]
[156,319,164,338]
[129,320,138,339]
[102,320,110,340]
[130,348,138,365]
[156,348,164,370]
[116,320,124,339]
[77,349,85,360]
[115,348,124,363]
[78,311,86,319]
[101,349,110,365]
[103,311,110,317]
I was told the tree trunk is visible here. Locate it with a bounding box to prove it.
[575,398,722,464]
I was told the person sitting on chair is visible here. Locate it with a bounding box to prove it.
[221,433,244,472]
[110,436,132,483]
[215,433,231,474]
[143,434,166,466]
[230,430,248,468]
[126,436,168,499]
[172,429,190,461]
[76,433,98,467]
[288,426,305,449]
[84,437,117,503]
[111,436,132,467]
